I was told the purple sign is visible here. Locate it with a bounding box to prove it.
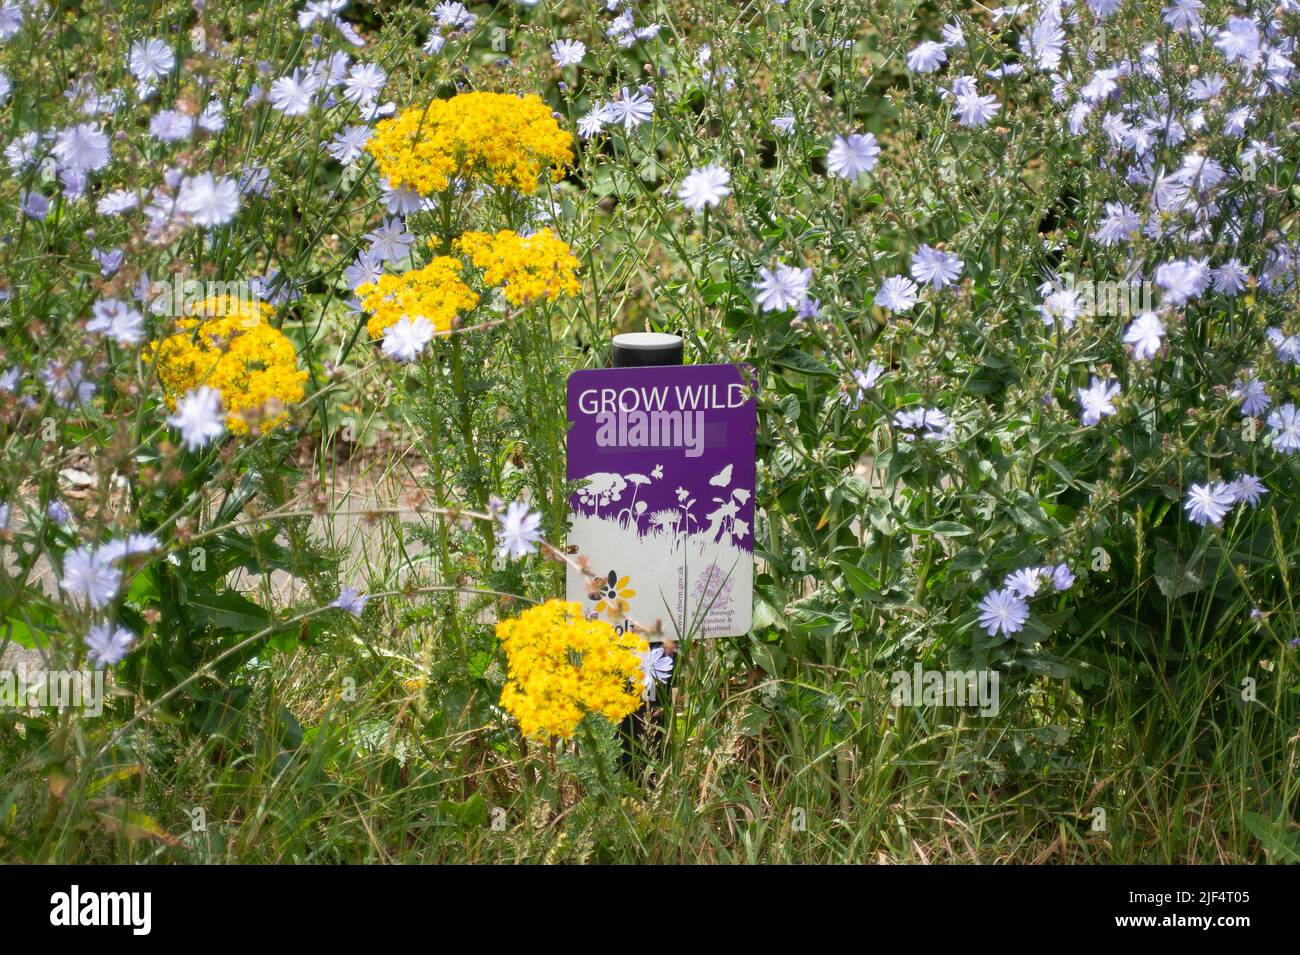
[565,364,756,640]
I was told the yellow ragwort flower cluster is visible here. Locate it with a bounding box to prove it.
[365,92,573,196]
[146,296,307,434]
[496,599,646,741]
[457,228,581,305]
[355,256,479,339]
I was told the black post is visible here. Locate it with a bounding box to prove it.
[610,333,681,778]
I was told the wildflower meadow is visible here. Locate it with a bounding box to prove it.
[0,0,1297,877]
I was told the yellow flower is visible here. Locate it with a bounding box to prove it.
[145,295,307,435]
[356,230,579,342]
[365,92,573,196]
[355,256,479,339]
[456,228,581,305]
[496,599,646,740]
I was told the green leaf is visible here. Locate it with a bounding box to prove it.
[2,610,57,650]
[1046,458,1076,486]
[435,793,489,828]
[215,470,262,524]
[1153,549,1205,599]
[949,546,985,571]
[700,281,743,305]
[189,589,272,634]
[267,627,300,653]
[212,530,299,576]
[738,706,770,737]
[94,802,181,847]
[772,349,836,378]
[1012,655,1077,680]
[751,584,787,632]
[836,562,879,602]
[1242,812,1300,862]
[786,600,849,639]
[748,637,787,676]
[910,520,973,537]
[126,568,160,605]
[197,686,253,739]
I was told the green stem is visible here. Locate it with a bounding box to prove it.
[423,358,464,654]
[581,720,613,796]
[450,333,495,556]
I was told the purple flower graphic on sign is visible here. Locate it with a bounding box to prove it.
[692,563,735,614]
